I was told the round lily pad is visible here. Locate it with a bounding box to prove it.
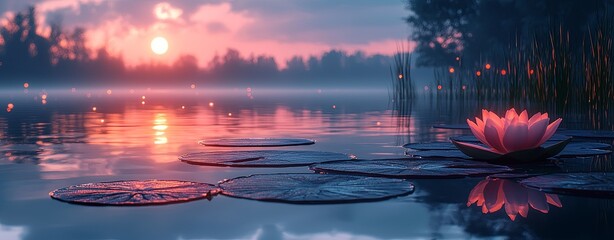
[219,173,414,204]
[179,150,354,167]
[406,149,471,159]
[432,124,470,130]
[557,130,614,139]
[563,142,611,150]
[521,173,614,198]
[198,138,315,147]
[403,142,457,151]
[408,141,611,160]
[557,148,611,157]
[310,159,512,179]
[49,180,218,206]
[451,134,570,143]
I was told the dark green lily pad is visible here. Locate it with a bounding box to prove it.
[557,148,611,157]
[409,141,611,160]
[451,134,570,143]
[432,124,470,130]
[179,150,354,167]
[557,130,614,139]
[406,149,470,159]
[403,142,458,151]
[521,173,614,198]
[559,142,611,150]
[219,173,414,204]
[198,138,315,147]
[49,180,218,206]
[403,141,609,151]
[310,159,512,179]
[487,173,543,180]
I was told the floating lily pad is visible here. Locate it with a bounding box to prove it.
[487,173,543,180]
[198,138,315,147]
[451,134,570,143]
[49,180,218,206]
[406,149,470,159]
[310,159,512,179]
[557,148,611,157]
[219,173,414,204]
[521,173,614,198]
[557,130,614,139]
[179,150,354,167]
[558,142,611,150]
[409,140,610,160]
[432,124,470,130]
[403,142,458,151]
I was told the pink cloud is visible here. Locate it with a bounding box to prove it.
[153,2,182,21]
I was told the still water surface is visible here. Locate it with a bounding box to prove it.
[0,88,612,240]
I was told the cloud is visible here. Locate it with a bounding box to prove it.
[189,2,252,33]
[36,0,105,14]
[153,2,182,21]
[206,21,229,34]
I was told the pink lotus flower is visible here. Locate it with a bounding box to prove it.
[451,108,568,163]
[467,178,562,221]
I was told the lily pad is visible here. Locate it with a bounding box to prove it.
[521,173,614,198]
[179,150,354,167]
[403,142,458,151]
[198,138,315,147]
[487,173,543,180]
[403,141,610,152]
[310,159,512,179]
[412,139,610,162]
[451,134,570,143]
[406,149,470,159]
[557,130,614,139]
[432,124,470,130]
[219,173,414,204]
[49,180,218,206]
[559,142,611,150]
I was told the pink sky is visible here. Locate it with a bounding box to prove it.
[1,0,412,68]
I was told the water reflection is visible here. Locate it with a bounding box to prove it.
[467,178,562,220]
[0,89,612,239]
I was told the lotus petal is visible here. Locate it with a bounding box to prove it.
[526,118,549,147]
[484,118,507,153]
[538,118,562,146]
[502,118,529,151]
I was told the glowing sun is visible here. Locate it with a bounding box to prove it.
[151,37,169,55]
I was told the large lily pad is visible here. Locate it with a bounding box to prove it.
[408,140,611,161]
[557,130,614,139]
[450,134,570,143]
[521,173,614,198]
[198,138,315,147]
[310,159,512,179]
[219,173,414,204]
[179,150,354,167]
[403,141,610,151]
[49,180,218,206]
[406,149,470,159]
[403,142,459,151]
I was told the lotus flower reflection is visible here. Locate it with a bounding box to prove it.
[468,178,562,221]
[451,108,569,163]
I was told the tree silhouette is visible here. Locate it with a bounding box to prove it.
[406,0,613,67]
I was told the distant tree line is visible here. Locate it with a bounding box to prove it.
[0,6,393,87]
